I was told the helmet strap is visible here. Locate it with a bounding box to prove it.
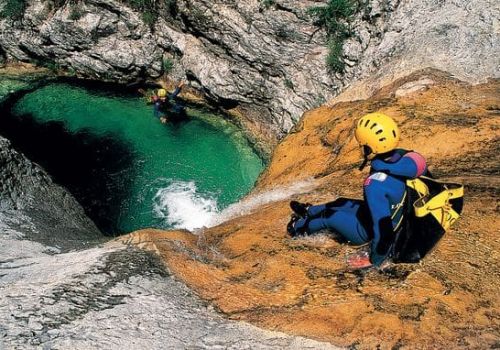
[358,145,372,171]
[358,156,368,171]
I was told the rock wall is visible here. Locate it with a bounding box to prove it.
[334,0,500,102]
[0,136,102,249]
[2,0,497,148]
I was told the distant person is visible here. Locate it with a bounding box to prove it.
[149,81,186,123]
[287,112,431,269]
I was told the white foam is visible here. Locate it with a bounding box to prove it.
[153,181,219,231]
[153,179,317,232]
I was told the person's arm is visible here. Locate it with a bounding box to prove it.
[371,152,427,178]
[364,173,394,266]
[170,87,181,99]
[169,81,185,99]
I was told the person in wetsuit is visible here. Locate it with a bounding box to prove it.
[151,81,186,123]
[287,112,428,269]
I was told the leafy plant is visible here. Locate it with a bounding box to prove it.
[162,58,174,74]
[284,78,294,90]
[121,0,158,27]
[326,39,345,73]
[307,0,361,73]
[308,0,354,37]
[0,0,27,20]
[141,10,156,28]
[66,67,77,76]
[69,3,83,20]
[260,0,275,10]
[46,62,59,72]
[119,0,178,27]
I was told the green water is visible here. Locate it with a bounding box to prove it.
[10,83,263,233]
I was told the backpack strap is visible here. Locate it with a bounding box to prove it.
[413,181,464,231]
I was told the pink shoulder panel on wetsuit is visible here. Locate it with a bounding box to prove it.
[404,152,427,176]
[363,177,372,186]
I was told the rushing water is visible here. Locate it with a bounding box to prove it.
[0,82,263,234]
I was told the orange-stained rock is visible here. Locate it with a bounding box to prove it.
[123,69,500,349]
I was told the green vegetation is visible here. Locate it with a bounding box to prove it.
[30,58,69,74]
[163,58,174,74]
[284,78,294,90]
[0,0,27,20]
[141,10,156,27]
[308,0,363,73]
[326,39,344,73]
[69,3,83,20]
[40,60,60,72]
[122,0,162,27]
[260,0,276,10]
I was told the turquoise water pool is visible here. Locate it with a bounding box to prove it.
[3,83,264,234]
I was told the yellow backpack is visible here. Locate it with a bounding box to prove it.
[407,176,464,230]
[392,176,464,263]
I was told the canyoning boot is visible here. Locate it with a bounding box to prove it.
[287,214,299,236]
[289,200,311,218]
[286,214,311,237]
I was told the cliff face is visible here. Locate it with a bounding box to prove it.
[1,0,497,149]
[0,136,102,249]
[126,69,500,349]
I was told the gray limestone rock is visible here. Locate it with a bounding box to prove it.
[1,0,497,142]
[0,136,101,250]
[0,240,340,349]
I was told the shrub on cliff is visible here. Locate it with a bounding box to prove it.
[163,58,174,74]
[92,0,178,27]
[69,3,83,20]
[308,0,363,73]
[121,0,179,27]
[0,0,26,20]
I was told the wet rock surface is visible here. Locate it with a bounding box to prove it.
[127,70,500,349]
[0,241,340,349]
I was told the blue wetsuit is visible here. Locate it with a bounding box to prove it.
[292,149,427,266]
[153,86,184,119]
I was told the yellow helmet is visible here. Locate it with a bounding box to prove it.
[355,112,400,157]
[157,88,167,97]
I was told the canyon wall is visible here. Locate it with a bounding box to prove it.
[1,0,497,149]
